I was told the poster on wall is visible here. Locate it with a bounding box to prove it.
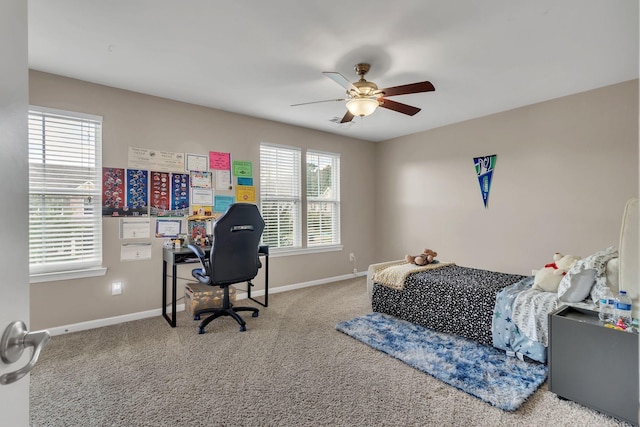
[102,167,125,216]
[150,171,191,217]
[171,173,190,215]
[102,167,149,216]
[126,169,148,215]
[150,171,170,215]
[473,154,497,208]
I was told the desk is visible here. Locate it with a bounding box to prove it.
[162,245,269,327]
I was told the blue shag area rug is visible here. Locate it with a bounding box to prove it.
[336,312,547,412]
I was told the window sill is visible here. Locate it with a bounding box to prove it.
[30,267,108,284]
[269,245,344,258]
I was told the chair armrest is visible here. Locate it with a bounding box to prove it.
[187,244,209,276]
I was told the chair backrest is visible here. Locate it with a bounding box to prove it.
[208,203,265,285]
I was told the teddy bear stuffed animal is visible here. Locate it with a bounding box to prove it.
[406,249,438,266]
[532,252,581,292]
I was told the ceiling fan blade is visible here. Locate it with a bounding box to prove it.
[378,98,421,116]
[291,98,345,107]
[340,110,355,123]
[323,72,359,93]
[376,81,435,97]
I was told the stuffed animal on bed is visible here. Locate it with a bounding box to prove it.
[532,252,581,292]
[405,249,438,266]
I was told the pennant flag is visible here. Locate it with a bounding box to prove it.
[473,155,497,208]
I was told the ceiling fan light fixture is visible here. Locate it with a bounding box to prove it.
[346,98,379,117]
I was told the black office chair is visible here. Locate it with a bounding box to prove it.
[187,203,265,334]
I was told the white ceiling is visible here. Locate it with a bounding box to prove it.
[28,0,639,142]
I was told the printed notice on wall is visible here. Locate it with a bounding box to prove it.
[128,147,185,173]
[232,160,253,178]
[119,218,151,239]
[216,170,232,190]
[235,185,256,202]
[120,243,152,261]
[185,153,209,172]
[209,151,231,170]
[214,195,235,213]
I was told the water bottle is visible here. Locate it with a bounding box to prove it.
[614,290,633,330]
[598,287,614,324]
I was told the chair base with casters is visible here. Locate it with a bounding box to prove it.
[192,284,259,334]
[186,203,265,334]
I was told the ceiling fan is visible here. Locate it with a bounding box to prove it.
[292,63,435,123]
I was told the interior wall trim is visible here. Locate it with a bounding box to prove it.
[46,271,367,336]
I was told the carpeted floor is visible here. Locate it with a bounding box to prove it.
[30,276,631,427]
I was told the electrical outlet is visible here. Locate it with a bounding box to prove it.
[111,281,122,295]
[349,252,355,262]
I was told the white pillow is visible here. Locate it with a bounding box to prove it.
[558,246,618,303]
[557,269,597,303]
[582,246,619,303]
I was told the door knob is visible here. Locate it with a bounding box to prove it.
[0,321,50,385]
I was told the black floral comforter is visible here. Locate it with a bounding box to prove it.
[371,265,526,346]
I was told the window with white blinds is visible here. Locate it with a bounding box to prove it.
[28,107,103,277]
[306,150,340,247]
[259,143,301,249]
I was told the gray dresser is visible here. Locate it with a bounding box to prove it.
[548,306,638,426]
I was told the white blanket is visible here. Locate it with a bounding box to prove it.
[512,288,598,347]
[372,261,455,290]
[512,289,559,347]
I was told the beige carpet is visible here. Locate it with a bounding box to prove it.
[30,277,630,426]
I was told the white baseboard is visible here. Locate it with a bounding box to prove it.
[47,271,366,336]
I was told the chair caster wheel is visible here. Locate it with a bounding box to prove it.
[252,312,259,318]
[239,325,247,332]
[194,315,200,320]
[198,327,205,334]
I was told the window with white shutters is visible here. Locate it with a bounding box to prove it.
[28,106,104,281]
[259,143,301,250]
[306,150,340,247]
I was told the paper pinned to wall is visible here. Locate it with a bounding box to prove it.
[216,170,232,190]
[120,243,152,261]
[119,218,151,239]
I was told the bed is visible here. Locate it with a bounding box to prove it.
[366,199,638,364]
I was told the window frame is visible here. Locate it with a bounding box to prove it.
[259,142,342,256]
[259,142,302,252]
[28,106,106,283]
[306,149,341,248]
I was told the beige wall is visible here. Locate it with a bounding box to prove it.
[374,79,639,275]
[29,71,377,330]
[28,72,638,330]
